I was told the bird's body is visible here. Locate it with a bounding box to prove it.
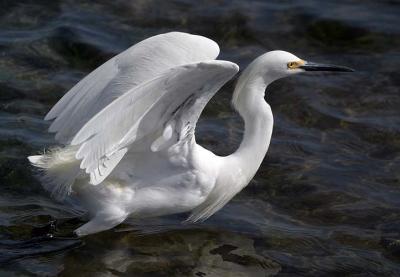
[28,32,353,236]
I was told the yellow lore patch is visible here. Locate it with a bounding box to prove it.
[287,60,305,69]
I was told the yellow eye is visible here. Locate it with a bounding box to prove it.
[287,61,298,69]
[287,60,305,69]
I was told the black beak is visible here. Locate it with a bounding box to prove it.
[300,61,355,72]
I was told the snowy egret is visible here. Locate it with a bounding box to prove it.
[28,32,354,236]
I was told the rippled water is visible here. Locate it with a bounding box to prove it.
[1,0,399,275]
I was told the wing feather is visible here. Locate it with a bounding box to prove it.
[71,60,239,185]
[46,32,220,144]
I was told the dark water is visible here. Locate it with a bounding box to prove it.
[1,0,399,275]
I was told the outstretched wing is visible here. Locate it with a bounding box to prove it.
[71,60,239,185]
[45,32,220,144]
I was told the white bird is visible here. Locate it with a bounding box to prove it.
[28,32,353,236]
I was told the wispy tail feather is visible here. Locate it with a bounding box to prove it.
[28,146,81,201]
[28,155,47,166]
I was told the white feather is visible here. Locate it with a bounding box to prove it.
[45,32,220,144]
[71,60,238,185]
[28,147,81,200]
[28,33,312,236]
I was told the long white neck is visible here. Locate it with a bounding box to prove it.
[190,51,304,222]
[223,59,274,187]
[189,58,275,222]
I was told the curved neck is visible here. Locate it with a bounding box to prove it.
[224,64,274,186]
[189,62,275,222]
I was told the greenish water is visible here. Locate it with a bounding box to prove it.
[0,0,400,276]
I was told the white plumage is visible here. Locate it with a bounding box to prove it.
[28,32,353,236]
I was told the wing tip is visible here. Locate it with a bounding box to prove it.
[228,62,240,73]
[44,114,54,121]
[198,60,239,75]
[163,31,220,60]
[44,103,63,121]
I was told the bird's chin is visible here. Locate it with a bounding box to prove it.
[286,68,304,76]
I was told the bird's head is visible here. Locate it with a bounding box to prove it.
[232,50,354,110]
[256,50,354,82]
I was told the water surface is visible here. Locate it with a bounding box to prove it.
[1,0,400,276]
